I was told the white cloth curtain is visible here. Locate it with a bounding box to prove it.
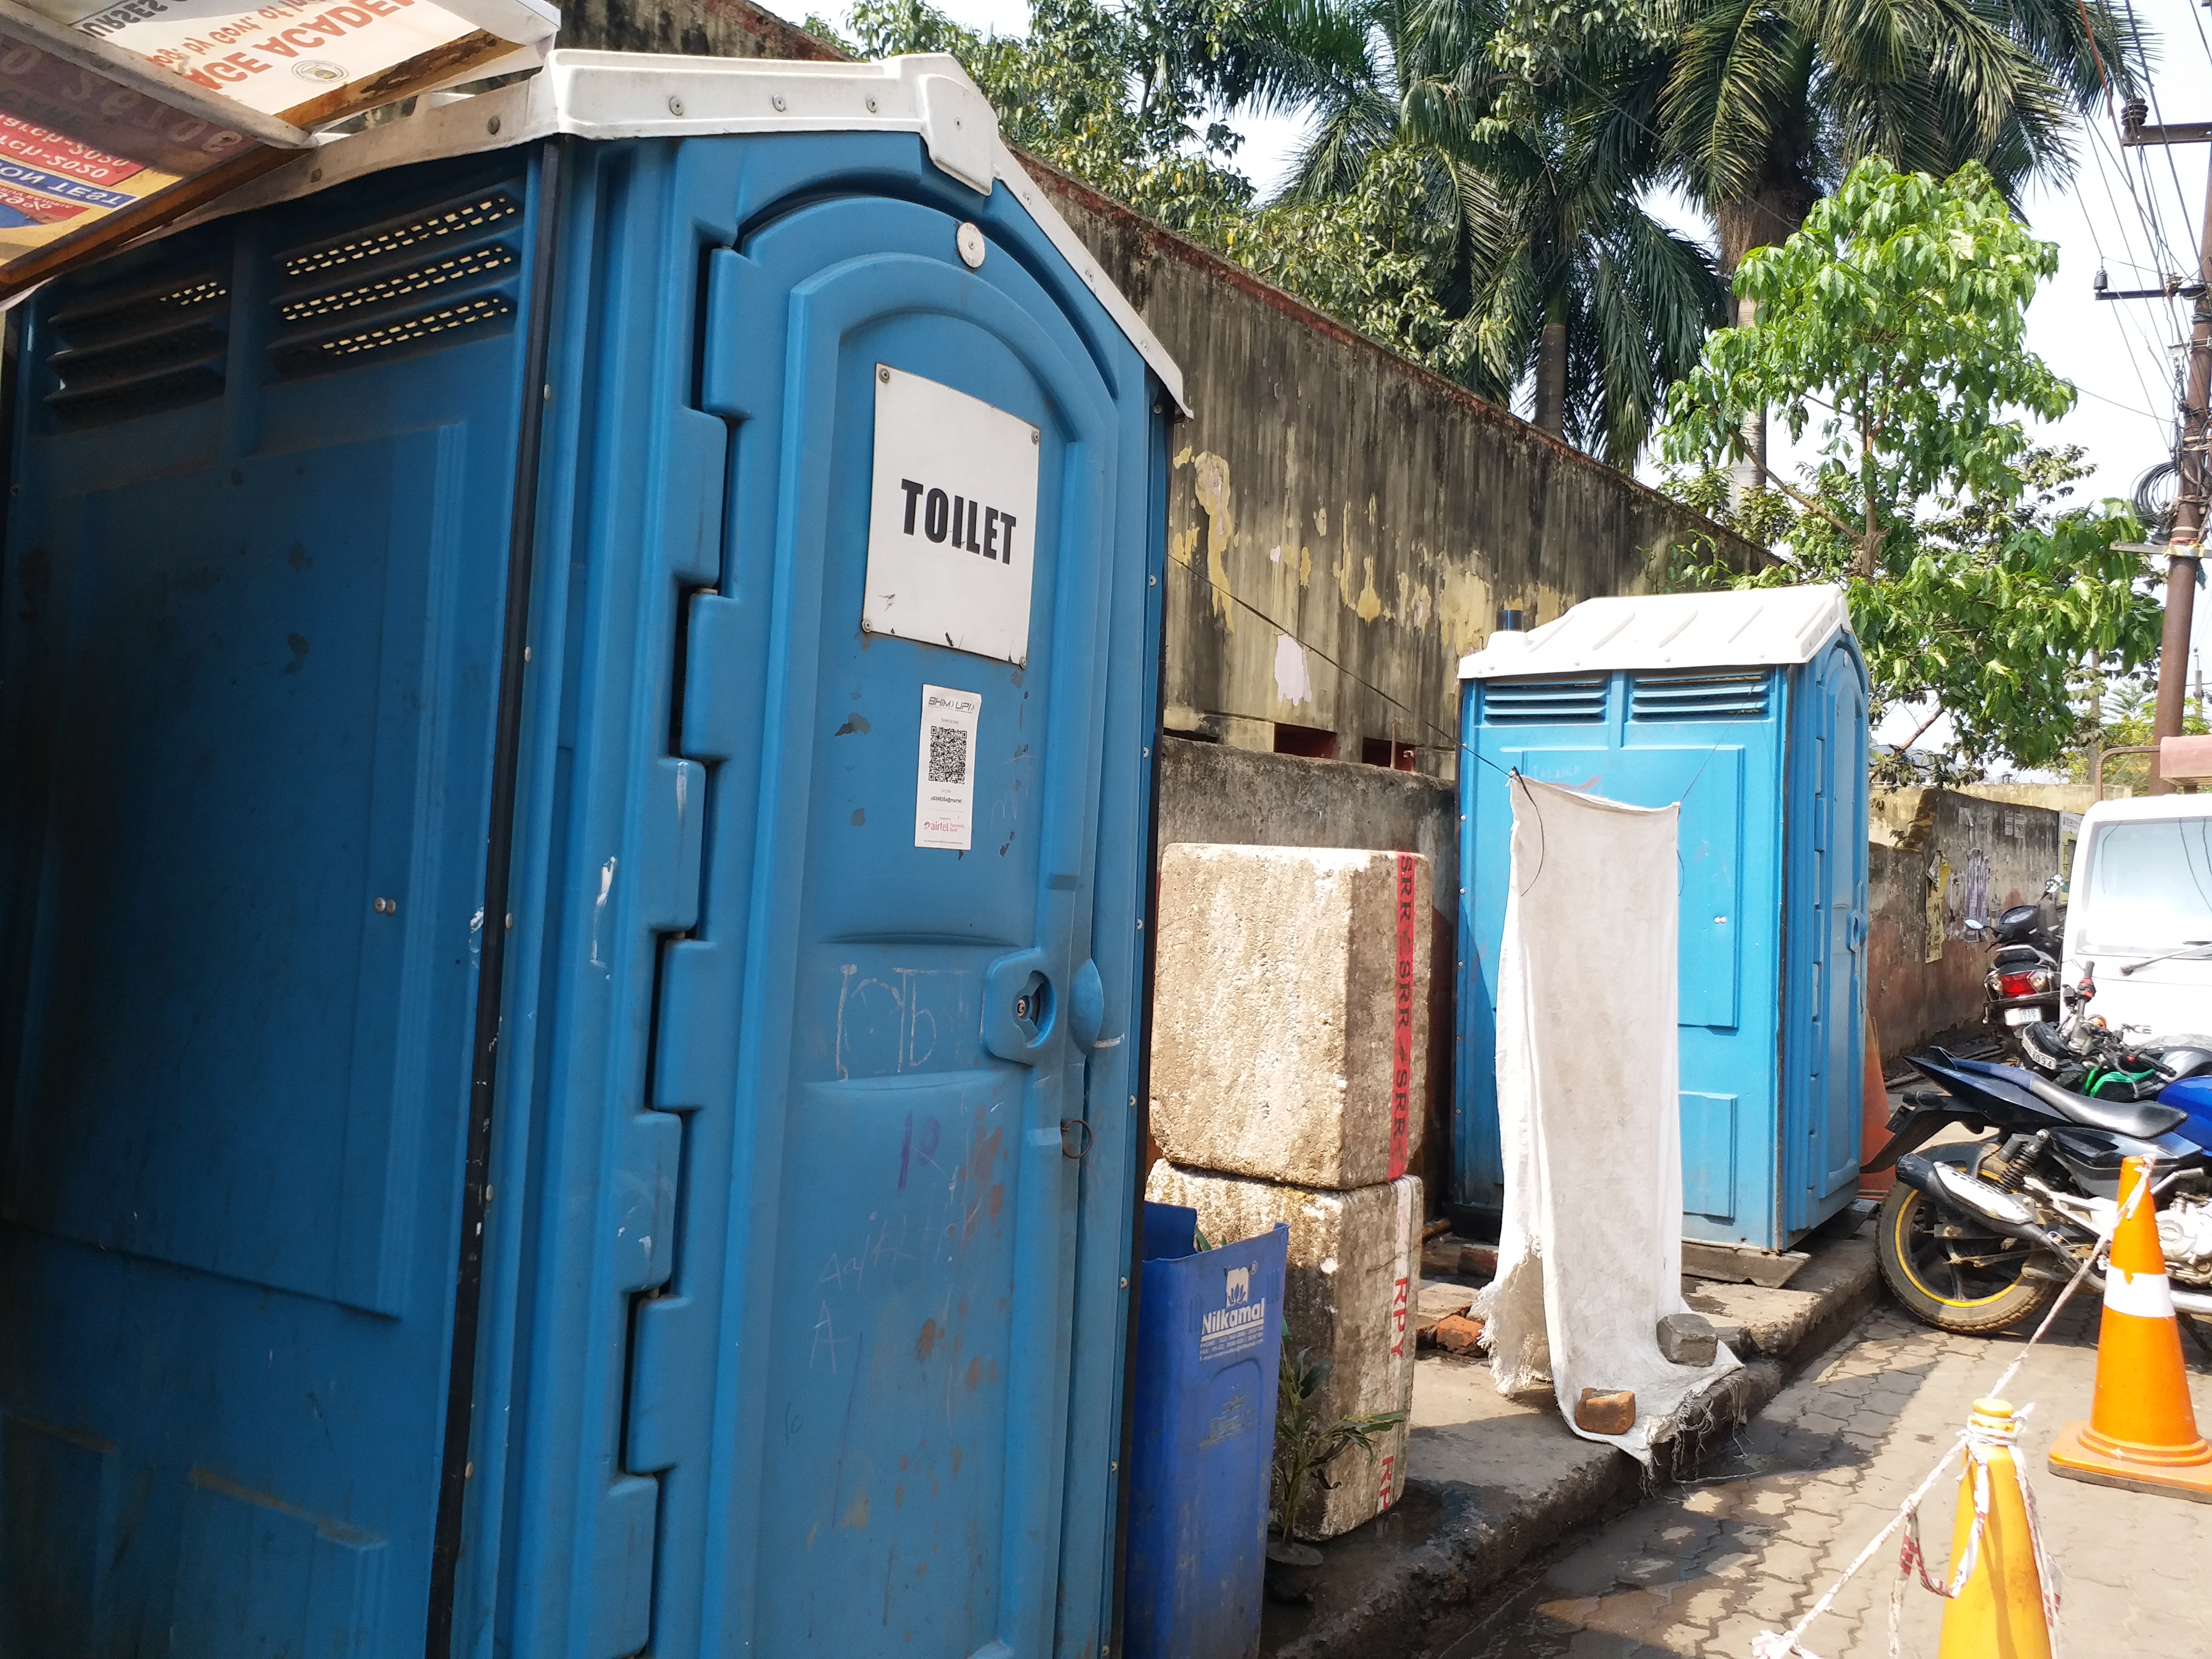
[1478,775,1741,1462]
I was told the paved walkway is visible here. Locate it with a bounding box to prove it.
[1428,1294,2212,1659]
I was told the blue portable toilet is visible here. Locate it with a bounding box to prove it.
[0,52,1176,1659]
[1452,588,1870,1253]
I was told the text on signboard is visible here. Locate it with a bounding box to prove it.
[897,478,1021,565]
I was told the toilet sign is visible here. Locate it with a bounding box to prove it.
[864,363,1040,666]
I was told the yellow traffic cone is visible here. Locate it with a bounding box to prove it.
[1936,1398,2053,1659]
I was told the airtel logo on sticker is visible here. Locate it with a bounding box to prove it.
[895,478,1022,566]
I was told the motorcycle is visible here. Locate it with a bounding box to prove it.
[1866,999,2212,1337]
[1966,875,2065,1042]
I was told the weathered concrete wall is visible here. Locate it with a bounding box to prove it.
[558,0,841,59]
[1865,788,2065,1058]
[1157,736,1455,880]
[1021,158,1762,779]
[1953,782,2105,814]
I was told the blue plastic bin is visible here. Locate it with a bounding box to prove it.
[1124,1204,1291,1659]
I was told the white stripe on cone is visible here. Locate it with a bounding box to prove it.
[2104,1264,2176,1320]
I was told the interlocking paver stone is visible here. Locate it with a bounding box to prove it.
[1432,1293,2212,1658]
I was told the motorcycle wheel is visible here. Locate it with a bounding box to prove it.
[1876,1147,2058,1334]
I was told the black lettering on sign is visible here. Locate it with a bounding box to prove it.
[896,476,1025,568]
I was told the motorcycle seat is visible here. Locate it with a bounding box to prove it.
[2023,1073,2187,1139]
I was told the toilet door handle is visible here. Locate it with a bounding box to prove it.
[982,948,1056,1063]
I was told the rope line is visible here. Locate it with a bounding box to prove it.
[1752,1172,2154,1657]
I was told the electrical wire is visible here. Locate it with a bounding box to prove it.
[2079,115,2196,417]
[2054,135,2178,427]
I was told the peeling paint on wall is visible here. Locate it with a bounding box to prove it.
[1184,449,1238,633]
[1355,558,1384,623]
[1273,632,1312,707]
[1017,156,1763,775]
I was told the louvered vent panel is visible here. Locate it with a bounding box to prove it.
[1480,676,1607,723]
[45,270,229,429]
[267,185,526,380]
[1630,671,1769,720]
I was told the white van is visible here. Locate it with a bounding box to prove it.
[2064,796,2212,1035]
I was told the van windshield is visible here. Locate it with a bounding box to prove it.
[2078,817,2212,955]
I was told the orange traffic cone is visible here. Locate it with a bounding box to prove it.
[1936,1399,2053,1659]
[2047,1155,2212,1501]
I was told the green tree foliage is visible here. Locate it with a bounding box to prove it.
[2065,675,2211,795]
[818,0,1721,465]
[1665,158,2074,577]
[1548,0,2126,476]
[1658,0,2122,273]
[1660,159,2163,774]
[1243,0,1724,462]
[817,0,1499,385]
[822,0,1257,232]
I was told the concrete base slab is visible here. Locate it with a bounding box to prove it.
[1256,1230,1882,1657]
[1682,1239,1810,1288]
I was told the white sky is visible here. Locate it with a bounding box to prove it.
[814,0,2212,757]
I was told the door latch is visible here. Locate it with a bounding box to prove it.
[982,947,1057,1062]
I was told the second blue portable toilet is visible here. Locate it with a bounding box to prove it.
[1452,588,1870,1253]
[0,51,1175,1659]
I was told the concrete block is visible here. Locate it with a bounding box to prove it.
[1146,1162,1420,1539]
[1657,1312,1718,1367]
[1150,844,1431,1190]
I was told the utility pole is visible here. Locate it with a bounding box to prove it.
[2119,101,2212,794]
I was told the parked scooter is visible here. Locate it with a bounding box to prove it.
[1966,874,2065,1044]
[1865,1011,2212,1336]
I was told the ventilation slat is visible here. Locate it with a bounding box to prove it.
[266,182,527,382]
[277,190,524,282]
[1480,676,1607,724]
[1631,671,1769,721]
[269,293,517,377]
[276,242,519,327]
[44,268,230,429]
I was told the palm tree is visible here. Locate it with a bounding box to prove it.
[1455,59,1723,464]
[1250,0,1725,465]
[1652,0,2131,469]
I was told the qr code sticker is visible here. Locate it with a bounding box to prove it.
[926,723,970,784]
